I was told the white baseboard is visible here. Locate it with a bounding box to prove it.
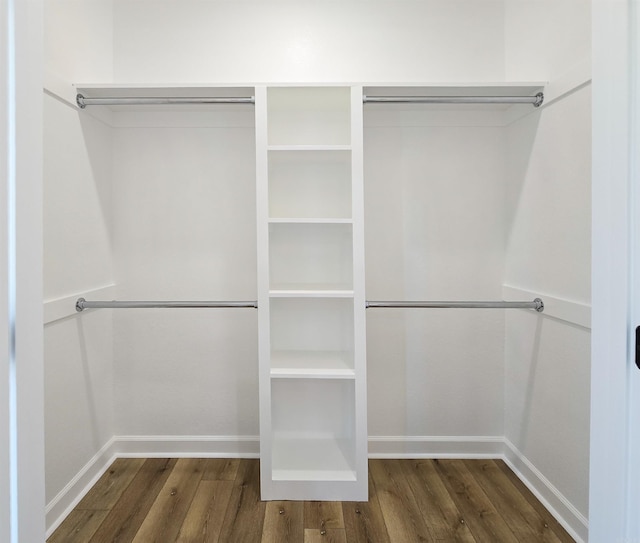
[503,439,588,543]
[113,435,260,458]
[45,437,117,537]
[46,434,587,543]
[368,435,504,458]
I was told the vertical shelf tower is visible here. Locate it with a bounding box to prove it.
[256,86,367,501]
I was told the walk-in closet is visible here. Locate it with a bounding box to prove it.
[4,0,607,541]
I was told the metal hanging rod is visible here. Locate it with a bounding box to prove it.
[76,94,256,109]
[366,298,544,312]
[75,298,258,312]
[363,92,544,107]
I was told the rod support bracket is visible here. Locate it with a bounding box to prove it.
[534,298,544,312]
[76,94,86,109]
[534,92,544,107]
[75,297,86,312]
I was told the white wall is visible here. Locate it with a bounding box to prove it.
[43,94,115,516]
[505,0,591,82]
[112,0,506,84]
[111,110,259,439]
[44,0,113,84]
[364,114,507,444]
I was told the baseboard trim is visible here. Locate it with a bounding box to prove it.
[113,435,261,458]
[503,439,588,543]
[368,435,504,458]
[45,437,117,537]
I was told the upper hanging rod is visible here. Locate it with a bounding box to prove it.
[75,298,258,312]
[366,298,544,312]
[363,92,544,107]
[76,94,256,109]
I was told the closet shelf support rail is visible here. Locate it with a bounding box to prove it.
[366,298,544,312]
[76,94,256,108]
[363,92,544,107]
[75,298,258,312]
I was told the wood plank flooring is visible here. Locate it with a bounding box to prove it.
[48,458,575,543]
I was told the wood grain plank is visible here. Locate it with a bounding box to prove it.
[132,458,206,543]
[218,459,266,543]
[400,459,476,542]
[76,457,145,511]
[304,528,347,543]
[176,480,234,543]
[202,458,240,481]
[304,501,345,530]
[464,460,564,543]
[342,468,391,543]
[88,457,177,543]
[494,460,576,543]
[433,459,518,543]
[261,501,304,543]
[370,459,434,543]
[47,510,109,543]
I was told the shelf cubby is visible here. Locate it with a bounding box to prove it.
[270,297,354,376]
[269,223,353,291]
[267,87,351,146]
[268,149,352,220]
[271,379,356,481]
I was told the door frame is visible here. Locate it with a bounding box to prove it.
[0,0,45,541]
[590,0,640,540]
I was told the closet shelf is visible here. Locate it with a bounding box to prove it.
[364,82,545,110]
[269,288,354,298]
[271,350,355,379]
[268,218,353,224]
[271,437,356,482]
[74,84,256,110]
[268,145,351,152]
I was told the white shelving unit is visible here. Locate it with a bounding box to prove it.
[256,85,368,501]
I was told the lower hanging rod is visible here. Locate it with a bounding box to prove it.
[75,298,258,312]
[366,298,544,312]
[363,92,544,107]
[76,94,255,108]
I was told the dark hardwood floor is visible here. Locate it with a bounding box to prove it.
[48,458,575,542]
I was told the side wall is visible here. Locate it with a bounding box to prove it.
[503,1,591,540]
[43,95,116,528]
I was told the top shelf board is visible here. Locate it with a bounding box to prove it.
[74,84,257,112]
[363,83,546,111]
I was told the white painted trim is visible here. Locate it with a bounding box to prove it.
[503,439,588,543]
[114,435,260,458]
[502,285,591,329]
[45,437,117,537]
[368,435,504,458]
[542,57,591,109]
[43,71,77,109]
[44,284,116,325]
